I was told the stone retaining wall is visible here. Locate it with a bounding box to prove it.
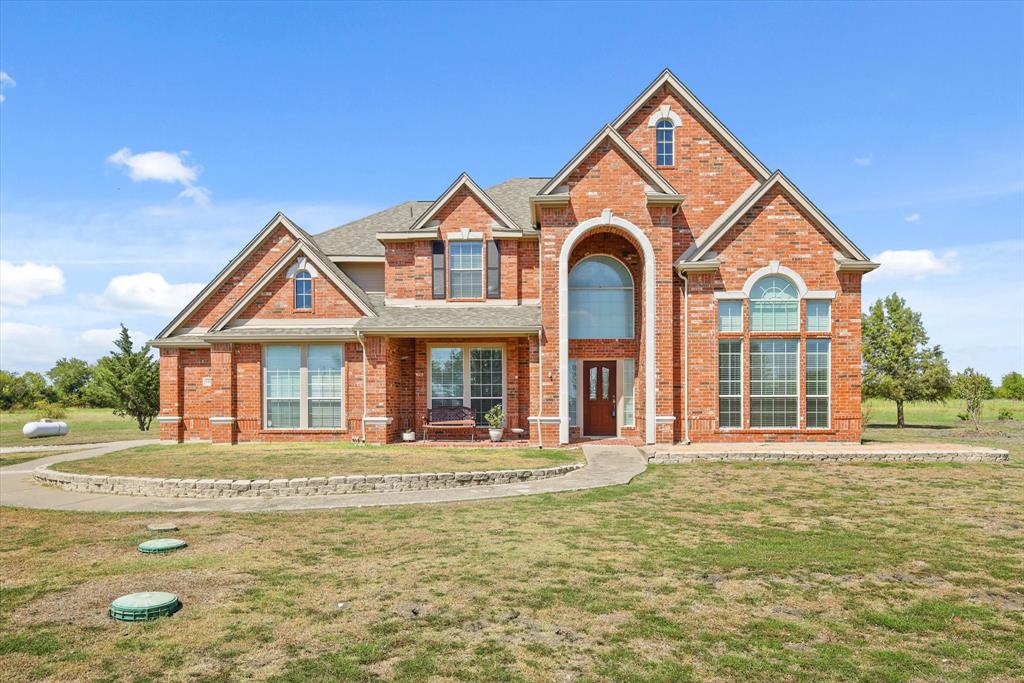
[33,463,584,498]
[647,449,1009,464]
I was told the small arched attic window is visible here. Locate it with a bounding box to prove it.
[655,119,674,166]
[294,270,312,310]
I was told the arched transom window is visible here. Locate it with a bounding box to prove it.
[294,270,312,310]
[655,119,674,166]
[569,255,634,339]
[750,275,798,331]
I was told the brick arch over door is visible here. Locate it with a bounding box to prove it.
[558,210,657,444]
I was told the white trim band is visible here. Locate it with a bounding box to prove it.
[157,416,182,423]
[209,416,236,424]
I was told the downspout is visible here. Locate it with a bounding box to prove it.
[356,329,368,444]
[536,328,544,450]
[679,272,691,444]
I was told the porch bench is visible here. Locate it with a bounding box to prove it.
[423,406,476,442]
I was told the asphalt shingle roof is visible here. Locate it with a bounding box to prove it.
[312,178,548,257]
[354,305,541,333]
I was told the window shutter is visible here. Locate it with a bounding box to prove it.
[431,241,446,299]
[486,240,500,298]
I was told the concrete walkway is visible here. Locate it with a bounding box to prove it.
[0,443,647,513]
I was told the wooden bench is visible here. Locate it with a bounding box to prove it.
[423,406,476,442]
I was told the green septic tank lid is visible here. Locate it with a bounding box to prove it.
[109,592,180,621]
[138,538,187,553]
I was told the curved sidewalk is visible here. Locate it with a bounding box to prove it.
[0,442,647,513]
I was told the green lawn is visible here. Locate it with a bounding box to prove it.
[0,450,82,469]
[863,397,1024,428]
[58,443,582,479]
[1,399,1021,681]
[0,408,153,448]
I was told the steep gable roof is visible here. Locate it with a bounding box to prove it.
[157,213,374,339]
[680,171,873,265]
[537,125,679,196]
[406,172,523,233]
[209,240,375,332]
[612,68,772,180]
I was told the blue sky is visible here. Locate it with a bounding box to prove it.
[1,1,1022,380]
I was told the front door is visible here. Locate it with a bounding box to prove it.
[583,361,616,437]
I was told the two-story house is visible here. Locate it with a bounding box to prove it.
[152,69,878,446]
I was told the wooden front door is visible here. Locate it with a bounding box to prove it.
[583,361,616,437]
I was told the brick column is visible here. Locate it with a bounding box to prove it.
[158,349,185,442]
[210,343,237,444]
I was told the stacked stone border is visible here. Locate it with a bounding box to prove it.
[646,448,1008,464]
[32,462,585,498]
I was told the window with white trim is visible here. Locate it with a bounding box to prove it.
[449,242,482,298]
[264,344,343,429]
[569,255,634,339]
[750,340,798,428]
[294,270,312,310]
[429,345,504,426]
[568,360,578,428]
[655,119,674,166]
[718,300,743,332]
[750,276,798,332]
[718,341,742,429]
[806,300,831,332]
[806,340,830,429]
[622,358,636,427]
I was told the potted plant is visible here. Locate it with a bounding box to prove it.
[484,405,505,442]
[401,428,416,442]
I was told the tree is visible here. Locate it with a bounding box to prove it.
[90,325,159,431]
[952,368,993,430]
[996,371,1024,400]
[862,293,951,427]
[0,371,40,409]
[47,357,93,406]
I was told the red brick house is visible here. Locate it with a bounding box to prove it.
[152,70,878,446]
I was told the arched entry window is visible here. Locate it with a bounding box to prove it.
[569,255,634,339]
[294,270,312,310]
[750,275,798,331]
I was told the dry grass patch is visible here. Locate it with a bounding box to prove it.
[58,442,582,479]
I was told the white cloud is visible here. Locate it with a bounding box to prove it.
[903,212,921,223]
[0,321,66,368]
[106,147,211,206]
[867,249,959,281]
[853,153,873,167]
[97,272,204,316]
[0,261,66,305]
[0,71,14,103]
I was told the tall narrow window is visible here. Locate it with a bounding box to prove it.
[307,345,343,428]
[265,346,301,428]
[656,119,674,166]
[429,347,464,410]
[806,340,830,428]
[486,240,501,298]
[718,341,742,429]
[622,358,636,427]
[449,241,483,298]
[750,340,798,428]
[806,300,831,332]
[294,270,312,310]
[470,348,503,425]
[569,256,634,339]
[750,276,799,332]
[431,241,446,299]
[568,361,578,427]
[718,300,743,332]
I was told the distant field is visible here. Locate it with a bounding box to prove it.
[0,408,153,448]
[863,397,1024,428]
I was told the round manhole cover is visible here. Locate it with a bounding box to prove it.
[109,591,180,621]
[138,538,187,554]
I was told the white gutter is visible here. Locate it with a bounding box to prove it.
[354,330,368,444]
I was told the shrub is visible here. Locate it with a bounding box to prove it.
[951,368,993,430]
[33,401,67,420]
[997,408,1014,421]
[484,404,505,429]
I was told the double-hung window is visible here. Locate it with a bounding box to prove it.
[449,242,482,298]
[265,344,343,429]
[430,345,504,426]
[718,341,743,428]
[806,340,830,428]
[750,340,798,428]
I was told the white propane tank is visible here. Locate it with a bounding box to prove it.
[22,419,70,438]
